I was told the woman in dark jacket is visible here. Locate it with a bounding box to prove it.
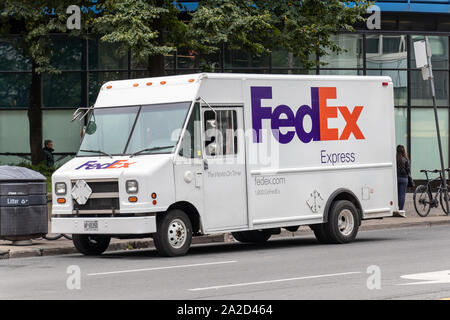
[396,145,410,210]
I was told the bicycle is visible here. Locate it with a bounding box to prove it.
[413,169,450,217]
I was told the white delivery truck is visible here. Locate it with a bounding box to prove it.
[52,73,397,257]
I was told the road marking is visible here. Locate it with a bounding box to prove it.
[87,260,237,276]
[399,270,450,286]
[189,271,362,291]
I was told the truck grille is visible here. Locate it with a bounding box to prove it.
[71,179,120,214]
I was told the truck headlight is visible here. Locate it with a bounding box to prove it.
[55,182,67,195]
[126,180,138,194]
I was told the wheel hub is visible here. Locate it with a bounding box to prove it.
[338,209,354,236]
[168,219,187,249]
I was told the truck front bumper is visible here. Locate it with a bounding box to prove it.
[51,216,157,234]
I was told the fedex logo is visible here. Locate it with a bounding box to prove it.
[75,160,136,170]
[251,86,365,144]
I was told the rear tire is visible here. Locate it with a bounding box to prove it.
[414,185,431,217]
[439,188,450,215]
[72,234,111,256]
[314,200,360,244]
[232,230,271,243]
[153,209,192,257]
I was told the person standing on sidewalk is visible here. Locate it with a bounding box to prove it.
[396,145,410,211]
[43,140,55,167]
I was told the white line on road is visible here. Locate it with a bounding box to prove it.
[189,271,362,291]
[87,260,237,276]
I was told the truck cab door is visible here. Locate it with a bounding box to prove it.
[201,106,248,232]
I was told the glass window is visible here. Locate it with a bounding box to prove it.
[0,110,29,153]
[366,35,407,69]
[204,109,238,156]
[89,39,128,70]
[179,103,201,158]
[411,70,448,107]
[319,69,363,75]
[43,110,83,154]
[411,109,449,179]
[126,102,191,155]
[49,37,82,71]
[224,49,269,70]
[0,39,31,71]
[410,36,448,70]
[78,106,140,156]
[43,72,82,108]
[395,108,407,148]
[0,73,31,108]
[320,34,363,69]
[89,71,129,106]
[367,70,407,106]
[271,49,305,69]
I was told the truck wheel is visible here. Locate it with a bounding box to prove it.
[153,209,192,257]
[72,234,111,256]
[232,230,271,243]
[323,200,360,244]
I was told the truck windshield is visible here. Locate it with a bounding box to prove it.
[78,102,191,156]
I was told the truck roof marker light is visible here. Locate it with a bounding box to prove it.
[382,82,389,87]
[57,198,66,204]
[106,85,112,89]
[133,83,139,87]
[146,82,153,86]
[128,196,138,203]
[188,79,195,83]
[160,81,166,85]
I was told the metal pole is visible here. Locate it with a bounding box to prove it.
[425,36,449,214]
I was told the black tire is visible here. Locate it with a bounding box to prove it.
[440,188,450,215]
[414,185,431,217]
[153,209,192,257]
[321,200,360,244]
[72,234,111,256]
[310,224,331,244]
[232,230,271,243]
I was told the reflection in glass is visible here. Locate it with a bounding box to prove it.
[411,109,449,179]
[395,108,407,148]
[366,35,407,69]
[0,73,31,108]
[367,70,407,106]
[320,34,363,69]
[411,70,448,107]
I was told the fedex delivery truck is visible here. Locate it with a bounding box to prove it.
[51,73,397,257]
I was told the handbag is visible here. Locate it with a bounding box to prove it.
[407,174,415,188]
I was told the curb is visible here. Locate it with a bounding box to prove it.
[1,219,450,259]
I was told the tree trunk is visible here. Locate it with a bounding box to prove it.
[28,62,43,165]
[148,54,165,77]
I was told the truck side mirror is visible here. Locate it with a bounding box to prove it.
[86,120,97,135]
[205,119,217,136]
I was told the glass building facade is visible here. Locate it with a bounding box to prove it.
[1,2,450,180]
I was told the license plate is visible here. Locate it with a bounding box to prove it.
[84,221,98,232]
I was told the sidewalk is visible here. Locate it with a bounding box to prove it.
[1,193,449,259]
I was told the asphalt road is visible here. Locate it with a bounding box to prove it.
[2,225,450,300]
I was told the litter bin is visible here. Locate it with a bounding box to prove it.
[0,166,48,241]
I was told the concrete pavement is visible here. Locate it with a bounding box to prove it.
[2,224,450,299]
[0,193,448,259]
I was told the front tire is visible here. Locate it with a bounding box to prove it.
[153,209,192,257]
[72,234,111,256]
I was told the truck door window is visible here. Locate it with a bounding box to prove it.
[204,110,238,157]
[179,103,201,158]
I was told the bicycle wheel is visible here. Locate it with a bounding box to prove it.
[413,185,431,217]
[439,188,450,215]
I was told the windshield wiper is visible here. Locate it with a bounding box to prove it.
[129,145,175,158]
[79,149,113,158]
